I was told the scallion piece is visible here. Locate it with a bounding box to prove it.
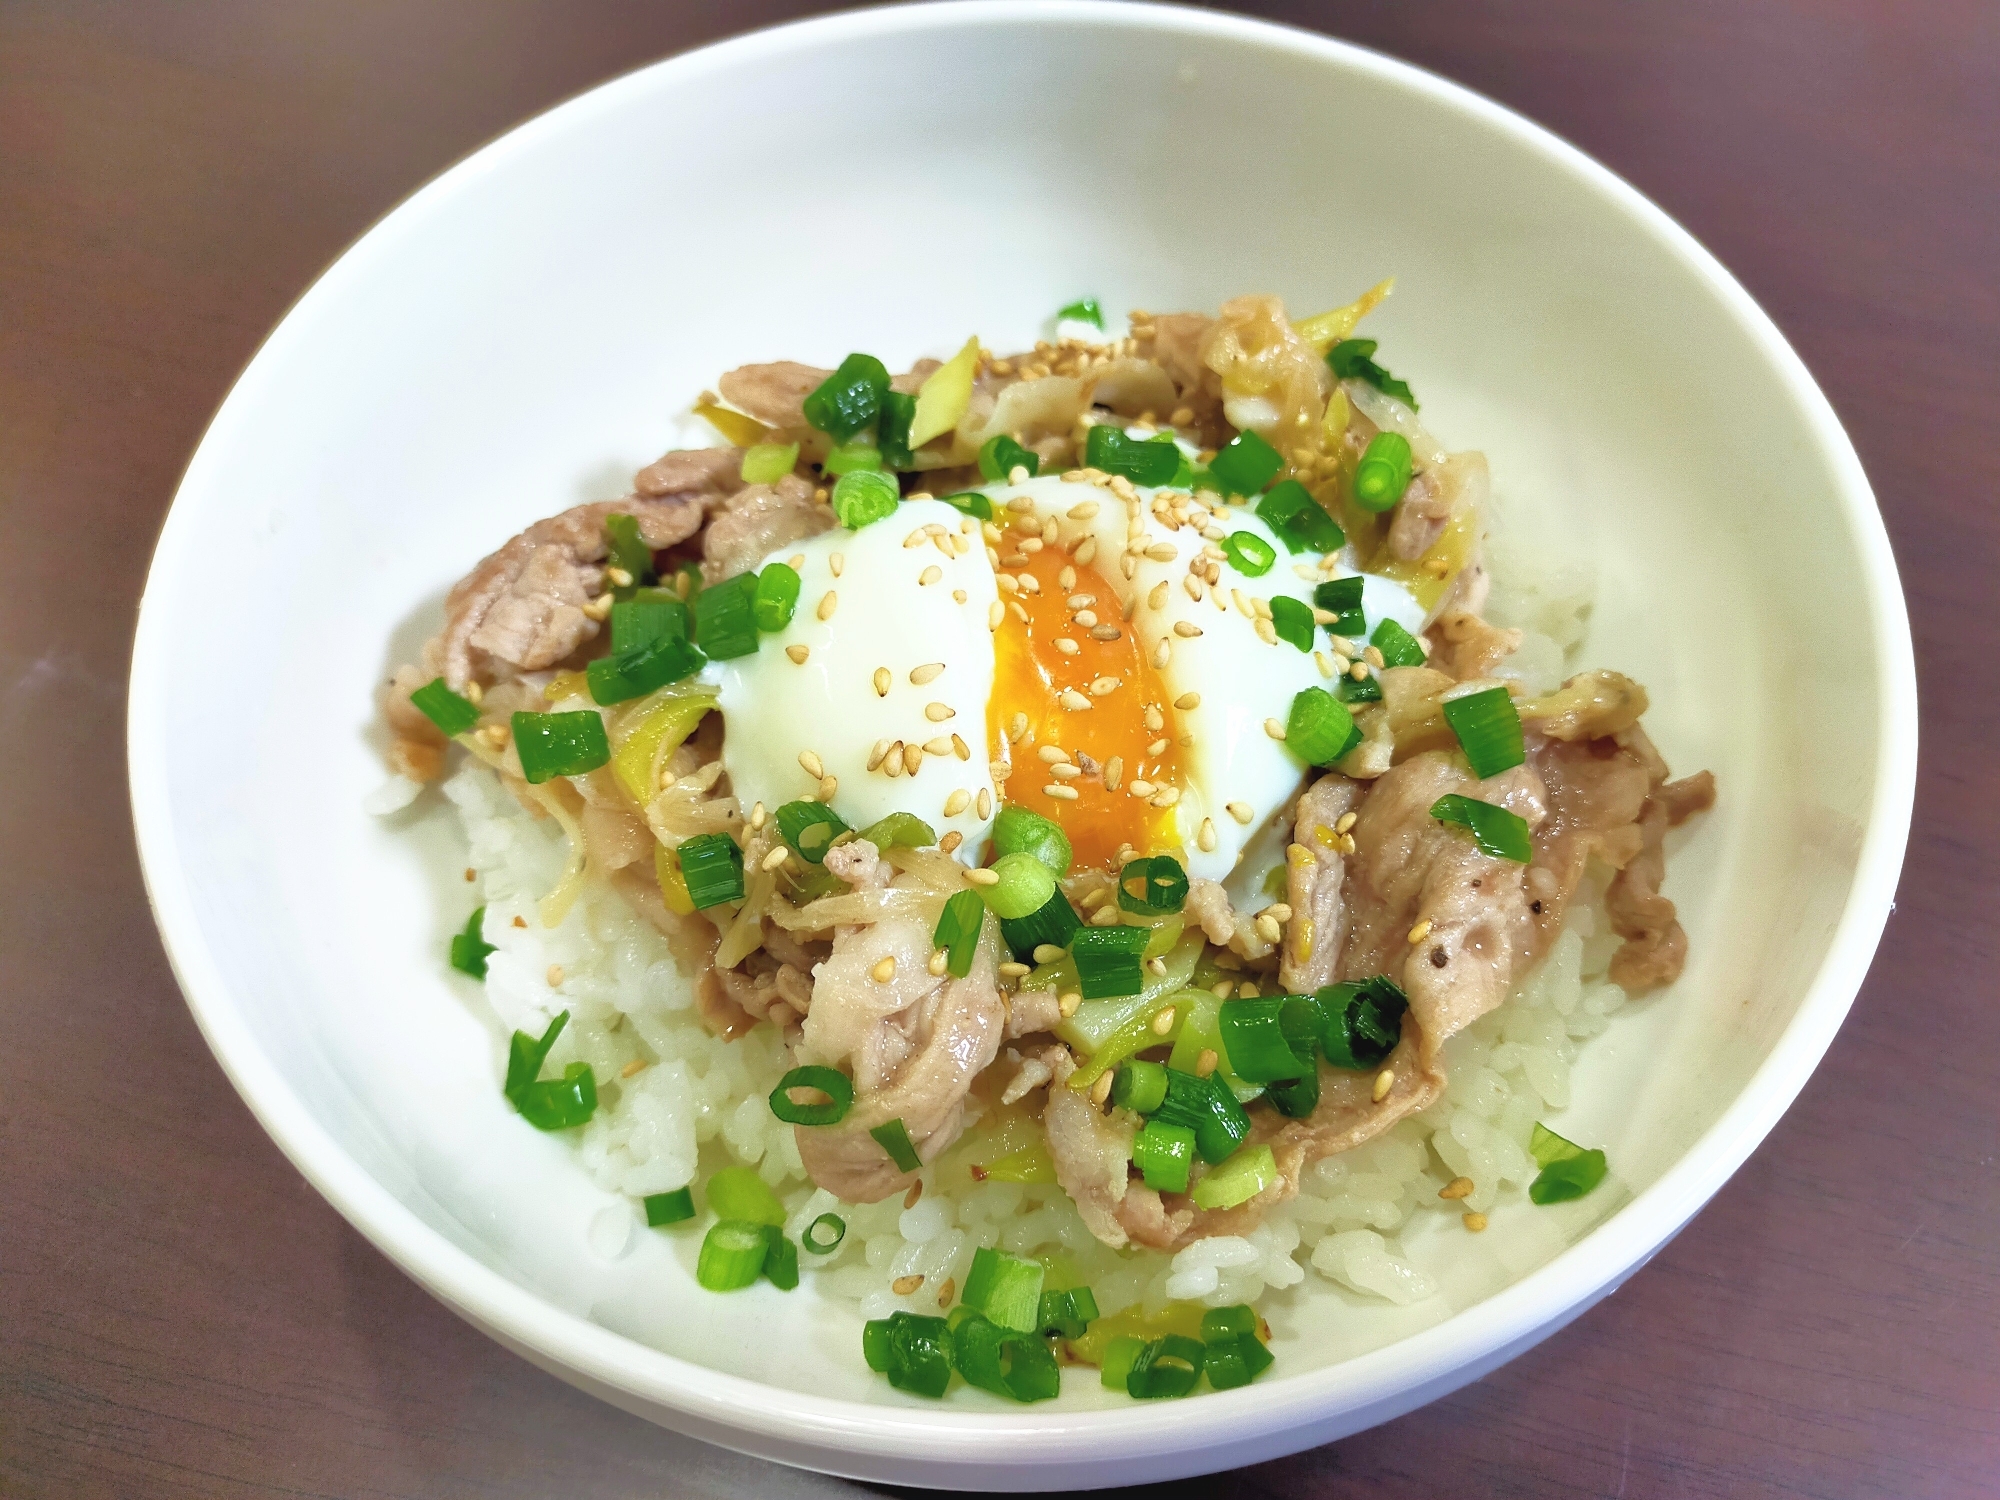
[753,563,802,633]
[1117,855,1188,915]
[1132,1118,1197,1193]
[1112,1059,1169,1114]
[1529,1123,1610,1204]
[877,389,918,470]
[991,805,1072,875]
[509,1061,597,1130]
[1100,1335,1145,1391]
[1057,296,1105,329]
[996,884,1081,959]
[643,1188,695,1226]
[831,468,900,531]
[962,1247,1044,1333]
[1269,595,1315,652]
[939,490,995,522]
[768,1065,853,1127]
[1313,576,1365,638]
[863,1312,953,1397]
[740,441,800,486]
[1266,995,1323,1116]
[978,434,1039,482]
[1442,686,1526,778]
[1207,430,1283,495]
[870,1117,922,1173]
[1127,1334,1205,1399]
[1201,1309,1275,1390]
[676,832,745,908]
[1284,687,1361,766]
[504,1010,568,1095]
[1353,431,1413,512]
[802,1212,847,1254]
[1430,793,1534,863]
[1085,424,1182,487]
[1153,1067,1252,1164]
[411,677,480,737]
[603,512,656,588]
[823,439,883,476]
[511,710,611,783]
[951,1311,1060,1402]
[855,811,935,851]
[982,851,1057,921]
[1255,479,1345,554]
[776,799,849,864]
[1070,923,1149,999]
[696,1218,771,1291]
[1327,337,1418,410]
[1315,976,1408,1070]
[1202,1304,1257,1341]
[1336,671,1383,706]
[609,592,689,655]
[802,352,890,441]
[759,1226,800,1290]
[585,633,707,706]
[1189,1143,1278,1210]
[932,889,985,979]
[1369,617,1426,668]
[1222,530,1276,578]
[705,1165,786,1227]
[449,906,495,978]
[693,570,760,660]
[1037,1286,1099,1341]
[1216,996,1309,1083]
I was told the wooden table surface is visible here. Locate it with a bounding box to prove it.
[4,2,1995,1495]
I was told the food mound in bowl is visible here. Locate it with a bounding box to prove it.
[378,287,1714,1404]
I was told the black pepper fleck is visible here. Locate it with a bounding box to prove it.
[1530,900,1544,914]
[1430,946,1449,968]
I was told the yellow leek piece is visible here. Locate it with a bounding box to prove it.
[611,691,714,804]
[1066,1303,1209,1365]
[907,336,981,448]
[977,1143,1058,1185]
[654,842,695,916]
[1293,277,1395,353]
[694,400,768,449]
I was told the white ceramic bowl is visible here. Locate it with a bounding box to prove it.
[129,2,1916,1488]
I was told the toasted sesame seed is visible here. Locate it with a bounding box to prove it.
[1407,918,1433,945]
[1195,1048,1219,1079]
[1151,1007,1177,1036]
[1043,783,1080,801]
[760,844,791,872]
[1439,1176,1475,1201]
[798,750,825,779]
[1103,755,1123,790]
[1237,981,1260,999]
[1255,912,1283,944]
[1254,619,1278,646]
[817,590,838,620]
[940,829,964,853]
[928,947,950,977]
[883,741,905,778]
[909,662,945,686]
[1144,705,1165,732]
[920,701,952,723]
[582,592,614,621]
[1171,621,1202,640]
[1058,990,1082,1018]
[872,666,892,697]
[1048,762,1081,780]
[1226,800,1254,824]
[923,736,953,756]
[953,588,968,604]
[892,1274,924,1295]
[1090,624,1123,641]
[1350,661,1370,681]
[1463,1212,1488,1232]
[1175,691,1201,710]
[784,643,811,665]
[1263,717,1287,740]
[1054,637,1080,656]
[1372,1068,1395,1102]
[604,566,634,590]
[1089,676,1120,697]
[1198,817,1218,852]
[1334,811,1358,834]
[903,742,924,775]
[965,867,1000,886]
[943,789,970,817]
[1009,601,1030,623]
[1090,1070,1116,1107]
[988,599,1005,630]
[749,802,767,831]
[1365,646,1386,669]
[1059,688,1092,712]
[998,961,1031,979]
[1075,537,1099,565]
[1032,943,1067,964]
[620,1058,648,1079]
[946,734,968,761]
[872,955,897,983]
[976,787,993,819]
[818,775,838,801]
[1142,542,1176,563]
[919,564,943,586]
[546,963,565,987]
[1067,500,1100,520]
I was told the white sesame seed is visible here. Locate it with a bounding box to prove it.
[787,553,806,571]
[919,565,942,586]
[883,741,905,778]
[873,667,891,697]
[1144,705,1165,732]
[910,662,945,685]
[1173,621,1202,638]
[819,775,838,801]
[1044,784,1080,800]
[928,948,950,977]
[798,750,825,779]
[1054,637,1080,656]
[1103,756,1123,790]
[1254,619,1278,646]
[1226,801,1254,824]
[1373,1068,1395,1102]
[1255,912,1283,943]
[1019,573,1041,594]
[1048,763,1081,780]
[952,734,971,760]
[1007,494,1034,513]
[904,527,930,548]
[872,955,897,983]
[965,867,1000,886]
[903,742,924,775]
[1152,638,1171,669]
[976,787,992,818]
[1059,689,1092,712]
[1408,919,1433,945]
[943,789,970,816]
[1264,717,1287,740]
[1075,537,1098,565]
[1007,713,1030,742]
[1152,787,1181,808]
[867,740,891,771]
[1037,745,1069,764]
[925,702,955,722]
[1175,692,1201,710]
[1089,676,1120,697]
[760,845,791,872]
[923,736,954,756]
[953,588,968,604]
[829,552,845,578]
[785,643,811,664]
[817,590,838,621]
[1147,580,1170,610]
[988,599,1005,630]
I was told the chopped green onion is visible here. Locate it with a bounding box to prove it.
[1327,337,1418,410]
[1430,793,1534,862]
[1265,996,1324,1116]
[982,851,1058,920]
[1071,923,1149,999]
[768,1065,853,1126]
[1037,1286,1099,1340]
[1222,531,1276,578]
[693,570,760,660]
[939,489,994,522]
[510,1061,597,1130]
[1084,425,1182,486]
[855,811,935,851]
[962,1247,1045,1332]
[1202,1304,1257,1341]
[802,1212,847,1254]
[411,677,480,737]
[740,441,800,486]
[1284,687,1362,766]
[1057,297,1105,329]
[1442,686,1526,778]
[1132,1119,1196,1193]
[775,799,849,864]
[1336,671,1383,706]
[1117,855,1188,915]
[503,1010,568,1095]
[753,563,801,633]
[1100,1335,1145,1391]
[1207,430,1283,495]
[1190,1143,1278,1210]
[1203,1330,1275,1390]
[952,1311,1060,1402]
[511,710,611,783]
[449,906,495,978]
[1269,595,1315,652]
[802,352,890,441]
[676,832,746,908]
[932,889,985,978]
[1164,990,1264,1105]
[978,434,1039,482]
[870,1117,922,1173]
[823,439,883,476]
[1314,576,1366,638]
[877,389,918,470]
[643,1188,695,1226]
[991,804,1072,875]
[1529,1123,1610,1204]
[1255,479,1345,553]
[1216,996,1310,1083]
[1113,1058,1169,1114]
[1370,616,1427,668]
[1154,1067,1252,1164]
[586,633,707,705]
[1315,976,1408,1069]
[603,512,656,588]
[696,1218,771,1291]
[863,1311,953,1397]
[609,592,689,655]
[759,1225,799,1290]
[831,468,900,531]
[1127,1334,1205,1399]
[996,885,1081,960]
[706,1165,786,1227]
[1353,431,1413,512]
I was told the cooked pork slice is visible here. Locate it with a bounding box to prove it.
[1606,769,1717,992]
[1426,610,1523,682]
[1185,878,1277,963]
[701,475,832,581]
[1038,1047,1137,1247]
[716,361,829,429]
[1387,467,1452,562]
[1280,775,1364,992]
[631,444,747,501]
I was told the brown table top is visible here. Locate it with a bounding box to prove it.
[4,2,1995,1495]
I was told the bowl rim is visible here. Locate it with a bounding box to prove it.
[127,0,1918,1477]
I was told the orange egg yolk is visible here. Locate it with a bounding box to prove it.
[988,540,1183,873]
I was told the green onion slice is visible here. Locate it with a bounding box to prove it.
[952,1312,1060,1402]
[877,389,918,470]
[996,885,1081,960]
[603,512,656,588]
[1314,576,1366,638]
[511,710,611,783]
[1269,595,1315,652]
[693,570,760,660]
[643,1188,695,1226]
[509,1061,597,1130]
[1327,337,1418,410]
[802,352,890,441]
[933,889,985,979]
[1369,617,1427,668]
[411,677,480,737]
[1315,976,1408,1070]
[776,800,849,864]
[609,592,689,655]
[1189,1142,1278,1210]
[1117,855,1188,915]
[740,441,800,486]
[1216,996,1310,1083]
[1207,430,1283,495]
[1284,687,1361,767]
[1353,431,1414,512]
[449,906,495,979]
[759,1225,800,1290]
[1085,424,1182,487]
[1336,671,1383,706]
[1100,1335,1145,1392]
[1203,1330,1275,1390]
[831,468,900,531]
[863,1312,953,1398]
[978,434,1040,482]
[1153,1067,1252,1164]
[1528,1123,1610,1204]
[753,563,802,633]
[768,1065,854,1127]
[939,490,994,522]
[1430,793,1534,863]
[676,832,746,908]
[586,633,707,706]
[1442,686,1526,778]
[982,851,1058,920]
[696,1218,771,1291]
[1071,923,1149,1000]
[855,811,936,851]
[1127,1333,1205,1399]
[962,1246,1045,1333]
[991,804,1072,875]
[1112,1059,1169,1113]
[706,1165,787,1227]
[504,1010,568,1095]
[802,1212,847,1254]
[1201,1304,1257,1342]
[1255,479,1345,553]
[1058,297,1105,329]
[1222,531,1276,578]
[823,440,883,476]
[1132,1119,1196,1194]
[870,1117,922,1173]
[1037,1286,1099,1340]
